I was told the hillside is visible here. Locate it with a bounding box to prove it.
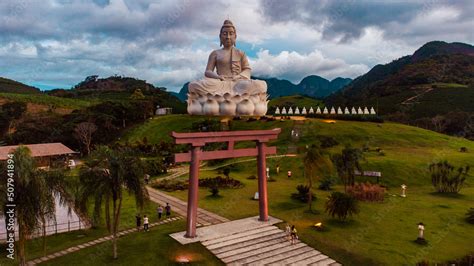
[174,75,352,101]
[325,41,474,137]
[123,114,473,186]
[51,75,187,113]
[0,77,41,94]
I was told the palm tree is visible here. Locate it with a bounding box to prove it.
[325,192,359,221]
[331,145,364,192]
[304,144,331,212]
[0,146,68,265]
[78,145,148,259]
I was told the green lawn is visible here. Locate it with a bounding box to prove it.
[167,157,474,265]
[41,220,222,266]
[0,193,161,265]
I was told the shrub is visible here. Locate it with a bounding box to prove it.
[347,182,386,202]
[317,136,339,148]
[144,159,166,176]
[319,176,336,191]
[223,167,231,179]
[291,184,316,203]
[466,208,474,224]
[460,147,468,153]
[151,179,188,192]
[199,176,243,189]
[429,161,470,193]
[209,186,219,197]
[325,192,359,221]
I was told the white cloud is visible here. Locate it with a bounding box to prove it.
[0,0,472,92]
[250,49,369,83]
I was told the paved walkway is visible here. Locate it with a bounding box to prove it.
[26,216,182,266]
[146,186,230,226]
[171,216,340,266]
[159,154,296,181]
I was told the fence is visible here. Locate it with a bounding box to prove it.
[0,219,88,243]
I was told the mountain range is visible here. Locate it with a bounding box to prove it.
[325,41,474,137]
[173,75,352,101]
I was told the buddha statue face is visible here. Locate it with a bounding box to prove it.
[220,20,236,48]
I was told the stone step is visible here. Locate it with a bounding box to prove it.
[309,258,337,266]
[227,242,307,265]
[267,249,321,266]
[215,234,289,259]
[289,253,329,266]
[204,227,281,249]
[211,231,287,254]
[203,225,277,246]
[248,245,314,265]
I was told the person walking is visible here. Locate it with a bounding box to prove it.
[287,170,292,179]
[135,214,141,232]
[143,215,149,232]
[290,225,298,244]
[285,223,291,241]
[165,203,171,217]
[157,205,163,219]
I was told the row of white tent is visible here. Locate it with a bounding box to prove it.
[274,106,377,115]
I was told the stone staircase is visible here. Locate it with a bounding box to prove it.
[200,223,340,265]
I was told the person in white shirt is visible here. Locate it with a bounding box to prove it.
[143,215,149,232]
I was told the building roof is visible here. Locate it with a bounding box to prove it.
[0,143,77,160]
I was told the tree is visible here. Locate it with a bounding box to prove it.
[429,161,470,193]
[0,147,71,265]
[325,192,359,221]
[304,144,331,211]
[1,101,27,133]
[74,122,97,155]
[466,208,474,224]
[78,146,148,259]
[331,146,364,192]
[130,89,145,100]
[223,167,231,180]
[431,115,446,132]
[1,101,27,119]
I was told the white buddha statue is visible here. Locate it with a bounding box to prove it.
[187,20,268,116]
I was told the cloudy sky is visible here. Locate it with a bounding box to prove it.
[1,0,473,92]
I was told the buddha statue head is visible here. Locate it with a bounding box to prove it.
[220,19,236,47]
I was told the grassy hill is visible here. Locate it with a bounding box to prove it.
[123,115,474,265]
[123,114,473,187]
[0,77,41,94]
[0,92,95,109]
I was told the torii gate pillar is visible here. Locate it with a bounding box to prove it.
[257,141,268,221]
[172,129,281,238]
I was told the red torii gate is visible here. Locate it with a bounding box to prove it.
[171,128,281,238]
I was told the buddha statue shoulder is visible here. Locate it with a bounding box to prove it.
[187,20,268,116]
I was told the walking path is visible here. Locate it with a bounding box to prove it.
[26,216,183,266]
[170,216,340,266]
[401,87,433,105]
[158,154,296,182]
[146,186,230,226]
